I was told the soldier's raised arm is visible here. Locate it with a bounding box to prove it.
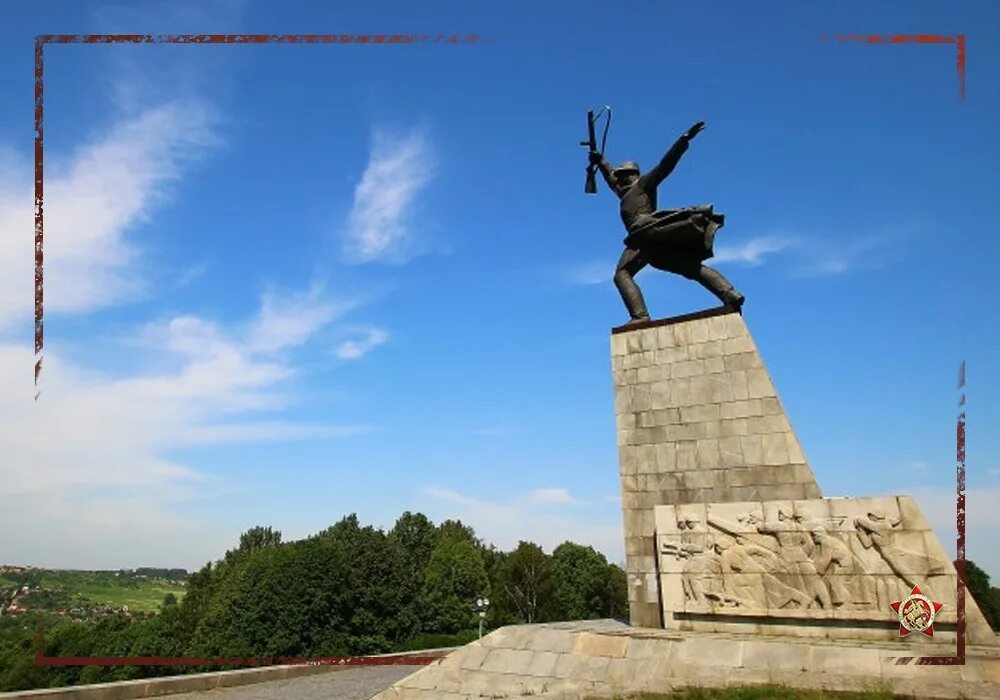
[589,150,623,198]
[639,121,705,191]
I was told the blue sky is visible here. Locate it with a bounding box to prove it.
[1,1,998,579]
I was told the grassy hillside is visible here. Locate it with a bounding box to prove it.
[1,569,187,614]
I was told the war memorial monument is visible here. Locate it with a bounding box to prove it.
[374,117,1000,699]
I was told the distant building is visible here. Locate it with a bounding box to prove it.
[0,565,32,574]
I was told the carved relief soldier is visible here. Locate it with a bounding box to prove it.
[704,536,756,608]
[668,515,717,606]
[589,121,745,325]
[757,510,830,609]
[807,525,853,609]
[854,511,947,595]
[706,511,813,610]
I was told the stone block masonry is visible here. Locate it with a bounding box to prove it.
[611,306,821,627]
[372,621,1000,699]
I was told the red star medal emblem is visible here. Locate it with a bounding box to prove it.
[890,585,943,637]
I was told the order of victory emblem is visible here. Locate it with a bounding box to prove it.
[890,585,944,638]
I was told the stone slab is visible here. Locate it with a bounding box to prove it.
[372,622,1000,700]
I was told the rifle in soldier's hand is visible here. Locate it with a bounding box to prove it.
[580,106,611,194]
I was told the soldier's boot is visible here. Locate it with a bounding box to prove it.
[614,267,651,325]
[697,265,745,314]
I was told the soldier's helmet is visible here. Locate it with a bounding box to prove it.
[613,160,640,175]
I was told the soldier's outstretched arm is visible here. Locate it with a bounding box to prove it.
[590,151,622,197]
[639,121,706,191]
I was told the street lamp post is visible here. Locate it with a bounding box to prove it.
[475,597,490,639]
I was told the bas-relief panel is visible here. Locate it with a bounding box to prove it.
[655,497,954,620]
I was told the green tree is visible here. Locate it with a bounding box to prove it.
[193,536,354,659]
[229,526,282,559]
[551,542,611,620]
[390,512,440,638]
[421,537,490,634]
[480,545,518,627]
[315,514,410,651]
[437,519,478,545]
[174,562,215,642]
[162,592,178,608]
[603,563,628,620]
[500,541,554,624]
[962,559,1000,631]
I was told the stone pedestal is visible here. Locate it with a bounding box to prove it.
[611,306,821,627]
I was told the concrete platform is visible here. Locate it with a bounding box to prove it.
[373,621,1000,699]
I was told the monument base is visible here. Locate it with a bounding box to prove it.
[373,621,1000,700]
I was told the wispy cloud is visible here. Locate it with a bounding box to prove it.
[420,486,620,560]
[342,128,435,264]
[789,232,908,278]
[422,486,476,506]
[527,488,582,505]
[0,100,221,332]
[248,283,358,355]
[713,229,910,279]
[174,263,208,289]
[0,284,370,568]
[175,421,371,446]
[560,261,610,286]
[713,235,799,267]
[335,327,390,360]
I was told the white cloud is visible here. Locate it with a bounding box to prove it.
[248,283,358,354]
[0,285,371,569]
[789,233,906,278]
[0,100,221,333]
[423,486,476,506]
[335,327,389,360]
[169,421,371,447]
[528,488,582,505]
[420,486,621,561]
[174,263,207,288]
[713,235,798,266]
[342,128,435,264]
[561,261,610,286]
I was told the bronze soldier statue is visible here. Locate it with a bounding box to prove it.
[588,121,745,325]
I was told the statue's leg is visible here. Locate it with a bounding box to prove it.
[679,262,745,311]
[614,248,650,321]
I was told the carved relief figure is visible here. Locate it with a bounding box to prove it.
[707,511,814,610]
[756,509,830,609]
[703,536,758,608]
[854,510,947,592]
[659,502,953,619]
[807,525,853,609]
[662,514,718,606]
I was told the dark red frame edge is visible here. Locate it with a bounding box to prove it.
[819,33,966,101]
[30,32,967,669]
